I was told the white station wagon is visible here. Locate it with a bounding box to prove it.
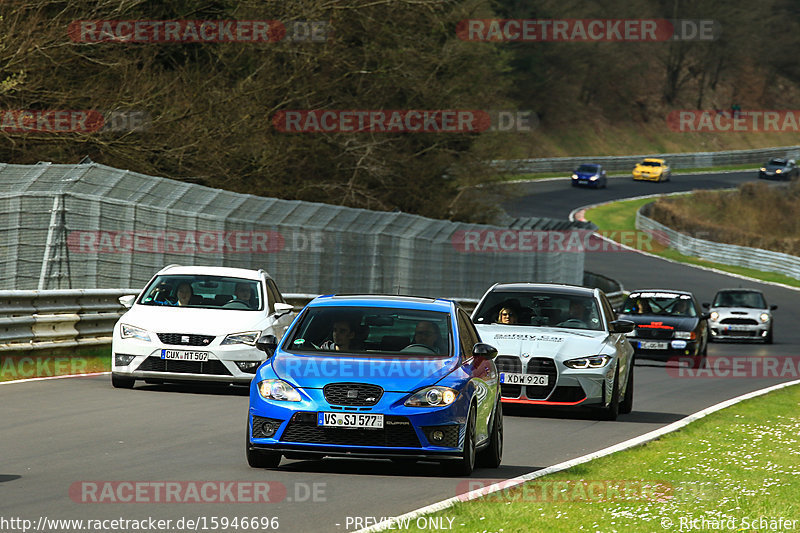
[111,265,294,388]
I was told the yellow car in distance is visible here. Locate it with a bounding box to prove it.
[632,158,671,182]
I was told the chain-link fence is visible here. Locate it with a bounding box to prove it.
[0,162,585,297]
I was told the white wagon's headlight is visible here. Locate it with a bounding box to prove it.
[760,313,770,323]
[710,311,719,321]
[564,355,611,369]
[120,323,151,342]
[221,331,261,345]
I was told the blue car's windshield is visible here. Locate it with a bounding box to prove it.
[285,306,452,356]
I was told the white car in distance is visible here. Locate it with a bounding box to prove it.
[112,265,294,389]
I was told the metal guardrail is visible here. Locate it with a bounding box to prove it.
[636,205,800,281]
[492,145,800,174]
[1,283,628,352]
[0,291,482,352]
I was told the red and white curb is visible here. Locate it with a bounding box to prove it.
[355,378,800,533]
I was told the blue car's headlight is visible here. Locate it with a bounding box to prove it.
[405,386,459,407]
[120,323,151,342]
[571,173,578,179]
[564,355,611,369]
[589,175,598,180]
[257,379,301,402]
[221,331,261,345]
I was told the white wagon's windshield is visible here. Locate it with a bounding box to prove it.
[139,275,263,310]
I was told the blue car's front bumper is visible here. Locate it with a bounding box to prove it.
[248,387,469,460]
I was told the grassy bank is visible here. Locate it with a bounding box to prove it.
[404,384,800,533]
[0,345,110,382]
[583,197,800,289]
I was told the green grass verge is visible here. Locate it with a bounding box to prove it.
[0,344,110,382]
[584,197,800,289]
[404,384,800,533]
[490,163,757,183]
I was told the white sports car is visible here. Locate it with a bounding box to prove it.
[111,265,294,388]
[471,283,635,420]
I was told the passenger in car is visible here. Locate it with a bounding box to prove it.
[497,307,518,324]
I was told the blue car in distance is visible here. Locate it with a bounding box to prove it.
[571,163,608,188]
[247,295,502,476]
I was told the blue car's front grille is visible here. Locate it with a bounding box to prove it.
[280,413,421,447]
[136,356,231,375]
[323,383,383,406]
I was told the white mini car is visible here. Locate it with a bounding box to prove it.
[471,283,635,420]
[706,288,776,343]
[111,265,294,388]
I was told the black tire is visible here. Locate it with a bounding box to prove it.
[692,352,707,369]
[111,373,135,389]
[444,406,476,476]
[619,363,634,415]
[476,400,503,468]
[598,367,620,421]
[765,327,774,344]
[246,424,281,469]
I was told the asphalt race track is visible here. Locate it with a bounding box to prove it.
[2,170,798,533]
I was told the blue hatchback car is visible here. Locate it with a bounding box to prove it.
[571,163,608,188]
[246,295,502,475]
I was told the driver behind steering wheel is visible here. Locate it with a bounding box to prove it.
[559,300,589,328]
[410,320,446,354]
[230,283,254,309]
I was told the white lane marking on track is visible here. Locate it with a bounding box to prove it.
[0,372,109,385]
[353,378,800,533]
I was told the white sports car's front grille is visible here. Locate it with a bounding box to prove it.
[495,356,558,400]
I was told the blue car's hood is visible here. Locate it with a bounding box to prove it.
[575,170,598,178]
[270,352,458,392]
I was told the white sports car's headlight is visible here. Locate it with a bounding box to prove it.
[760,313,770,323]
[221,331,261,345]
[257,380,301,402]
[120,323,151,342]
[405,386,458,407]
[710,311,719,322]
[564,355,611,369]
